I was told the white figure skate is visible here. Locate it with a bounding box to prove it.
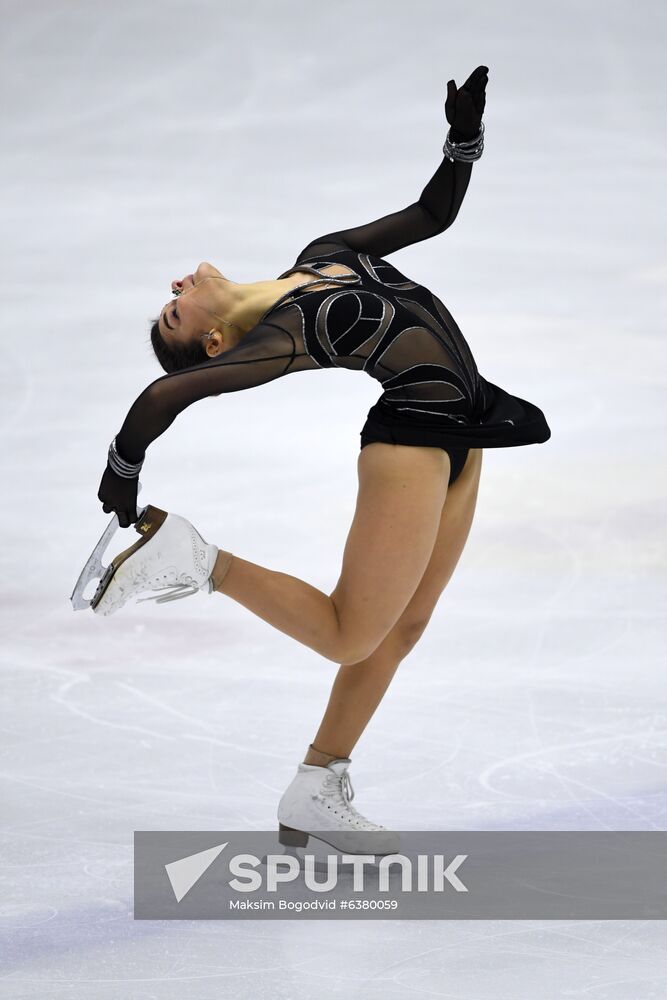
[277,758,401,856]
[83,506,219,616]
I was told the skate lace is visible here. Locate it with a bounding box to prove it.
[316,771,382,830]
[136,581,200,604]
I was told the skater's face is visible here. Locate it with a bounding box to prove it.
[157,261,231,353]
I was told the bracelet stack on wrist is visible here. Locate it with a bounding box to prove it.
[108,436,144,478]
[443,121,485,163]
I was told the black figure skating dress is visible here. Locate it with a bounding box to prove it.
[113,157,551,490]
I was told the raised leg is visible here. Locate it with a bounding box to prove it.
[212,443,450,666]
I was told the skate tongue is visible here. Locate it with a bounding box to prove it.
[324,759,355,805]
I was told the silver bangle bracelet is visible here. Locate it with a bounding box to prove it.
[108,436,144,478]
[443,121,485,163]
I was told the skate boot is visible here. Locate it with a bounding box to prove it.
[92,506,219,617]
[277,758,401,855]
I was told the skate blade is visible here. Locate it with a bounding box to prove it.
[70,512,123,610]
[71,482,148,610]
[89,505,169,613]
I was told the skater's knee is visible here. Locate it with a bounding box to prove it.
[327,630,384,667]
[392,615,431,656]
[332,641,373,666]
[329,613,431,666]
[324,595,372,665]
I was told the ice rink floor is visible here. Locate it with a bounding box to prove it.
[1,0,666,996]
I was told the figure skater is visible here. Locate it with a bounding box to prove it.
[93,66,550,851]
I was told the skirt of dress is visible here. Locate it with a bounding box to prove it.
[359,373,552,456]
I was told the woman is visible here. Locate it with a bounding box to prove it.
[94,66,550,851]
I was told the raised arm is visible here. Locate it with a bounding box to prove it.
[308,66,489,258]
[316,157,476,257]
[98,317,319,526]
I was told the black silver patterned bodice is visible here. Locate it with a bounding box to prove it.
[271,239,482,424]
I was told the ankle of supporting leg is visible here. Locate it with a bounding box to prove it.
[303,743,345,766]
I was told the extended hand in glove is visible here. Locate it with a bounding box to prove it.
[446,65,489,143]
[97,464,139,528]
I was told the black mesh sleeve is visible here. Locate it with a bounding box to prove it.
[114,317,317,464]
[308,154,474,258]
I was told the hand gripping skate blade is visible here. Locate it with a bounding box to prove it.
[70,506,155,612]
[69,485,153,611]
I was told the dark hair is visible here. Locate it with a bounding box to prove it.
[149,317,208,373]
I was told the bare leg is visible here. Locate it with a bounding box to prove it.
[212,443,449,666]
[303,629,409,765]
[303,448,484,765]
[212,552,344,661]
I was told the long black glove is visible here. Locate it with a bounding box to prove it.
[446,65,489,142]
[97,463,139,528]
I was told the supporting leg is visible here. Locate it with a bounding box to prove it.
[303,447,484,764]
[303,629,410,765]
[304,626,410,766]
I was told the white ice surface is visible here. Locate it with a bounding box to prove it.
[1,0,667,996]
